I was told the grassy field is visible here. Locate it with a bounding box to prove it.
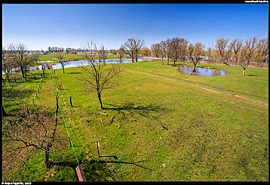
[2,61,268,181]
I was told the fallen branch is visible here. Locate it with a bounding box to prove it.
[105,115,115,126]
[98,112,108,116]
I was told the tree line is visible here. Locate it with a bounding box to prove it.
[150,37,268,74]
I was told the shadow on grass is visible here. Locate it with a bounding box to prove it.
[50,158,152,181]
[68,72,82,74]
[104,102,165,117]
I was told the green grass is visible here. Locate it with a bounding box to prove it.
[2,61,268,181]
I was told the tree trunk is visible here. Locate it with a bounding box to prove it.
[20,65,25,78]
[240,65,246,76]
[192,66,197,73]
[62,63,65,73]
[45,144,52,168]
[97,93,103,109]
[2,105,7,117]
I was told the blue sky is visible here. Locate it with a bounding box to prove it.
[2,4,268,50]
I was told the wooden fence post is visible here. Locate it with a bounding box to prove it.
[76,166,87,181]
[70,96,73,107]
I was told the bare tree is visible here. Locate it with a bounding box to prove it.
[165,38,172,65]
[215,38,229,62]
[2,98,70,180]
[2,45,15,82]
[187,42,204,73]
[123,38,144,62]
[239,37,257,76]
[160,40,167,65]
[230,39,243,65]
[57,52,66,73]
[80,41,122,109]
[253,38,268,63]
[118,46,125,62]
[207,42,214,63]
[168,37,187,66]
[8,43,29,78]
[140,46,151,57]
[151,43,162,58]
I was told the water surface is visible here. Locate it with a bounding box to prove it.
[177,65,229,76]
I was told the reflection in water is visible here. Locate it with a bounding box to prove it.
[177,65,229,76]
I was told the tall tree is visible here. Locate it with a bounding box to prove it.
[253,38,268,63]
[230,39,243,65]
[239,37,257,76]
[118,46,125,62]
[13,43,29,78]
[168,37,187,66]
[215,38,229,62]
[151,43,162,58]
[123,38,144,63]
[80,41,122,109]
[187,42,204,73]
[57,52,66,73]
[160,40,167,65]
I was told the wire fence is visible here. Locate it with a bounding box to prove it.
[50,69,80,167]
[50,69,122,181]
[31,73,43,104]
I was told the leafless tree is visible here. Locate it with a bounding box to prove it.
[187,42,204,73]
[215,38,229,62]
[168,37,188,66]
[118,46,125,62]
[2,98,71,180]
[57,52,66,73]
[253,38,268,63]
[123,38,144,62]
[2,45,16,82]
[151,43,162,58]
[229,39,243,65]
[160,40,167,65]
[80,41,122,109]
[207,42,214,63]
[239,37,257,76]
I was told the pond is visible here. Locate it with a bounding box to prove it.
[176,65,229,76]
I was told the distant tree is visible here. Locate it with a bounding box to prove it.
[207,42,214,63]
[118,46,125,62]
[80,41,122,109]
[57,52,66,73]
[229,39,243,65]
[253,38,268,63]
[160,40,168,65]
[140,46,151,57]
[123,38,144,62]
[239,37,257,76]
[12,43,33,78]
[187,42,204,73]
[215,38,229,62]
[2,45,16,82]
[151,43,162,58]
[168,37,187,66]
